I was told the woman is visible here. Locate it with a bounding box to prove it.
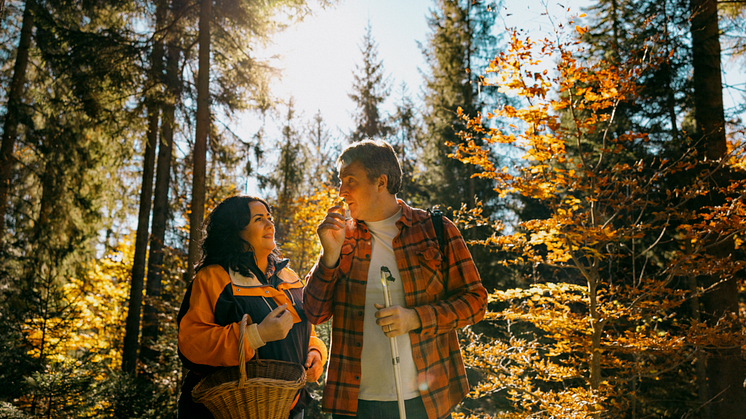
[177,196,327,419]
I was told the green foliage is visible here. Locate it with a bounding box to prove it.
[348,21,392,143]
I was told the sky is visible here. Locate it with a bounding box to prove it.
[235,0,745,197]
[237,0,593,140]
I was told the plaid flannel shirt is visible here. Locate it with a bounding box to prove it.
[303,200,487,419]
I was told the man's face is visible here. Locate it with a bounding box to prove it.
[337,161,382,222]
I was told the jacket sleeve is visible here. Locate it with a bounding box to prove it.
[308,324,328,366]
[413,218,488,338]
[178,267,255,367]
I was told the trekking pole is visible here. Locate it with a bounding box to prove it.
[380,266,407,419]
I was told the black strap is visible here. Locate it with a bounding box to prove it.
[429,207,446,256]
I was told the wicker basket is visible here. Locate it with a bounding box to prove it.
[192,314,307,419]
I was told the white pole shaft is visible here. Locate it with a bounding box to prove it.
[381,271,407,419]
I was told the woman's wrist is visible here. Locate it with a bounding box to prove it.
[246,323,266,350]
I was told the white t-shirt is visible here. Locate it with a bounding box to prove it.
[358,206,420,401]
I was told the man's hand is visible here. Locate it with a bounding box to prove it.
[256,304,293,343]
[374,303,422,337]
[317,205,346,268]
[305,349,324,382]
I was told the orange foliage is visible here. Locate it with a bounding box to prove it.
[451,22,746,419]
[280,183,340,274]
[23,239,131,370]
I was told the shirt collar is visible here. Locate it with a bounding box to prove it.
[396,199,414,228]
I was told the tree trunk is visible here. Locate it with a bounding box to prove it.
[139,19,179,368]
[121,2,167,374]
[690,0,726,160]
[187,0,211,282]
[0,0,34,244]
[690,0,745,416]
[689,275,711,419]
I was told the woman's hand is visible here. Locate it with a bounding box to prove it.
[317,205,346,268]
[305,350,324,383]
[256,304,293,343]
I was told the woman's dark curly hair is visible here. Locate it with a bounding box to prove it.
[195,195,281,276]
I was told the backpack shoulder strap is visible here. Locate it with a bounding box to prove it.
[428,207,446,256]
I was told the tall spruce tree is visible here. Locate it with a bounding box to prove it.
[258,100,308,244]
[139,0,183,369]
[584,0,692,148]
[185,0,313,281]
[389,83,424,205]
[0,0,143,409]
[419,0,501,214]
[689,0,745,415]
[307,109,338,188]
[122,0,168,374]
[419,0,510,294]
[578,0,746,415]
[349,22,391,143]
[0,0,33,245]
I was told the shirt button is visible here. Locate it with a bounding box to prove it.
[356,342,361,347]
[355,375,360,380]
[365,254,370,258]
[358,311,363,316]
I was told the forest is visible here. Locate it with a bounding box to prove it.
[1,0,745,417]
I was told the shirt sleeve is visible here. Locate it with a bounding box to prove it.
[178,267,255,367]
[413,217,488,337]
[302,258,338,325]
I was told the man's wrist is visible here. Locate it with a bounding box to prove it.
[320,254,340,269]
[407,308,422,333]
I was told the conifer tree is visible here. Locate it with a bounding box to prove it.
[122,0,168,374]
[259,100,308,244]
[418,0,509,291]
[139,0,183,369]
[0,0,33,244]
[307,109,339,188]
[185,0,314,281]
[349,22,391,143]
[689,0,745,414]
[419,0,502,214]
[389,83,424,204]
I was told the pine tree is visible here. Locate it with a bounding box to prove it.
[259,100,308,244]
[348,21,391,143]
[122,0,168,374]
[307,109,339,188]
[185,0,313,281]
[388,83,424,204]
[689,0,745,414]
[139,0,182,369]
[0,0,33,244]
[419,0,502,214]
[418,0,510,292]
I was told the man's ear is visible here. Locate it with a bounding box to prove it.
[378,175,388,191]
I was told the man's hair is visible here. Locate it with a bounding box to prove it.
[337,139,402,195]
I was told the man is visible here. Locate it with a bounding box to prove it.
[303,139,487,419]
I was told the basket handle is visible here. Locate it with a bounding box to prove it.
[238,313,260,387]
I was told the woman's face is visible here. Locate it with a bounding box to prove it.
[239,201,276,255]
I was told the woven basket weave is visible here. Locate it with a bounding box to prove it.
[192,314,307,419]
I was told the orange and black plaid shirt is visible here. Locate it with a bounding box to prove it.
[303,200,487,419]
